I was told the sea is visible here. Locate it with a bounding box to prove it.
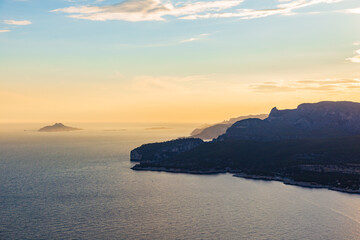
[1,123,360,240]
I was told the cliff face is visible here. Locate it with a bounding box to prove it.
[130,138,204,163]
[130,101,360,193]
[219,101,360,141]
[131,137,360,193]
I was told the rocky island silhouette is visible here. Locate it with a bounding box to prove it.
[38,123,82,132]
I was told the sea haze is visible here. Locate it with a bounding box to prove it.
[1,124,360,240]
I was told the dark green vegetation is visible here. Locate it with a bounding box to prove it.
[133,137,360,192]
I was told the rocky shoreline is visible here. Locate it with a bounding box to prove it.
[131,165,228,174]
[233,173,360,194]
[131,166,360,194]
[130,102,360,195]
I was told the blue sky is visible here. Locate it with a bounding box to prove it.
[1,0,360,123]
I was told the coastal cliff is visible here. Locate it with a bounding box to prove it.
[130,138,204,163]
[218,101,360,141]
[130,101,360,194]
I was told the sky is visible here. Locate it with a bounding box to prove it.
[1,0,360,123]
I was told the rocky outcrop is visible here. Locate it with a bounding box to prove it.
[38,123,81,132]
[190,114,268,140]
[218,101,360,141]
[130,138,204,163]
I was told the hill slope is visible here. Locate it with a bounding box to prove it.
[191,114,268,140]
[133,137,360,193]
[131,101,360,194]
[219,101,360,141]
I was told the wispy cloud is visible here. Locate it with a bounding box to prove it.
[0,29,10,33]
[52,0,244,22]
[346,8,360,14]
[251,78,360,93]
[4,20,32,25]
[51,0,344,22]
[181,0,343,20]
[347,49,360,63]
[132,74,211,92]
[181,33,209,43]
[115,33,210,48]
[345,42,360,63]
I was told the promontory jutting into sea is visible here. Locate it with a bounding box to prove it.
[131,101,360,194]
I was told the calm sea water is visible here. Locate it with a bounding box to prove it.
[1,124,360,240]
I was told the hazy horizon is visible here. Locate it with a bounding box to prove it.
[2,1,360,239]
[1,0,360,123]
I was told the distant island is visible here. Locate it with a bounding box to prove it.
[145,127,172,130]
[131,101,360,194]
[38,123,82,132]
[103,129,127,132]
[190,114,268,140]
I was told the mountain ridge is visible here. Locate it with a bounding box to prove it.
[218,101,360,141]
[190,114,268,140]
[130,101,360,194]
